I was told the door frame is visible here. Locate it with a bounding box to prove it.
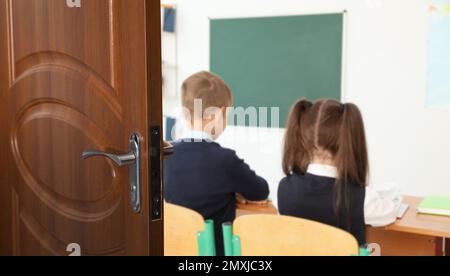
[145,0,164,256]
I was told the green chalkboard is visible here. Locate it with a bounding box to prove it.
[210,13,344,128]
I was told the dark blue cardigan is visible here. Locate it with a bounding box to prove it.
[164,140,269,255]
[278,173,366,245]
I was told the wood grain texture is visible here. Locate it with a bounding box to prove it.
[0,0,12,256]
[145,0,164,256]
[0,0,163,256]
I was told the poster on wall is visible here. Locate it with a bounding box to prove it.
[427,0,450,108]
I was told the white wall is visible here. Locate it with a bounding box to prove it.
[162,0,450,200]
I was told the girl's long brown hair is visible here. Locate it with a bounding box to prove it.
[283,99,369,228]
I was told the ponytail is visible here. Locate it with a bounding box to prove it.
[334,103,369,229]
[282,99,313,175]
[282,99,369,230]
[336,103,369,186]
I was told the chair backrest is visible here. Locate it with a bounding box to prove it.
[164,203,205,256]
[233,215,359,256]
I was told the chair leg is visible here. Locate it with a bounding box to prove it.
[222,222,242,256]
[198,220,216,256]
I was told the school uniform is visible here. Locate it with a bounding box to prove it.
[277,164,366,245]
[164,131,270,255]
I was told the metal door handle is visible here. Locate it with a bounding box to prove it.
[81,134,142,214]
[81,151,136,166]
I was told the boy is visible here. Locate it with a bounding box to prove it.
[164,71,269,255]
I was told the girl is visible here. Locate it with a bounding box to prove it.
[278,99,397,246]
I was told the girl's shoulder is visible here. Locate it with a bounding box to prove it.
[280,172,301,182]
[278,173,311,189]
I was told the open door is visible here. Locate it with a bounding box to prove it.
[0,0,163,256]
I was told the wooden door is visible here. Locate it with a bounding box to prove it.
[0,0,163,256]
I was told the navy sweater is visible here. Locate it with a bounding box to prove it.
[164,140,269,255]
[278,173,366,245]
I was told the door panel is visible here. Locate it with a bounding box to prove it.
[12,0,117,90]
[0,0,163,256]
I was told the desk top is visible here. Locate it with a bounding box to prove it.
[237,196,450,238]
[236,202,278,217]
[375,196,450,238]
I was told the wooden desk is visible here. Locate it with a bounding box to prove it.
[367,196,450,256]
[236,202,278,217]
[237,196,450,256]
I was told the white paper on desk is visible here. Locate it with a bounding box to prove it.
[365,182,401,227]
[376,182,403,207]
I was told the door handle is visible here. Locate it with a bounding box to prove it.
[81,151,136,166]
[81,134,142,214]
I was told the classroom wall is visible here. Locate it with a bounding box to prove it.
[162,0,450,200]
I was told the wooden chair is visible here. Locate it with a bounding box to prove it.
[224,215,359,256]
[164,203,215,256]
